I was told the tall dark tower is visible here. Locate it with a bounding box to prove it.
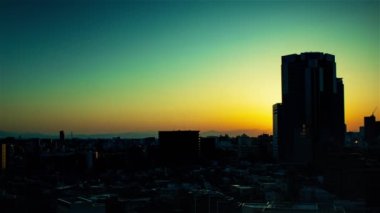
[273,52,346,164]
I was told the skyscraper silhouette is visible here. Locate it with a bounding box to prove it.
[273,52,346,164]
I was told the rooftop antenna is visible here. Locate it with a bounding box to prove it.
[372,107,377,116]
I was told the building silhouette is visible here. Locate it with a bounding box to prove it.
[199,137,217,160]
[0,142,6,170]
[273,103,282,160]
[273,52,346,164]
[363,114,380,147]
[59,130,65,141]
[159,130,200,165]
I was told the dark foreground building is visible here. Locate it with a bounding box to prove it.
[273,52,346,164]
[363,114,380,148]
[159,130,200,165]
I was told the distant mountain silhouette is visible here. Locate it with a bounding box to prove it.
[0,129,270,139]
[201,129,270,137]
[0,131,54,139]
[0,130,157,139]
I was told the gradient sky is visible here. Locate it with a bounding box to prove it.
[0,0,379,135]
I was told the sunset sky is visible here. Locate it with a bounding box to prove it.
[0,1,379,135]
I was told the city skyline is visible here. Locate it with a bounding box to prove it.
[1,1,379,134]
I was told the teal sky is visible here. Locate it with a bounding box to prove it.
[0,1,379,134]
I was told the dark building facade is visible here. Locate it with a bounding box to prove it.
[363,115,380,147]
[0,142,7,171]
[273,52,346,164]
[159,131,200,165]
[59,130,65,141]
[199,137,217,160]
[273,103,282,160]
